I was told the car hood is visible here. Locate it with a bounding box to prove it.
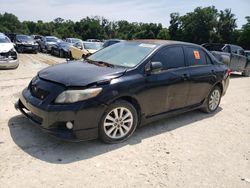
[46,42,57,45]
[18,39,35,44]
[38,61,126,87]
[0,43,14,53]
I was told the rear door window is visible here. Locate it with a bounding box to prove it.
[185,47,207,66]
[151,46,185,70]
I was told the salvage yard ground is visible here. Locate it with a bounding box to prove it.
[0,53,250,188]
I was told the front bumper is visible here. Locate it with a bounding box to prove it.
[0,59,19,69]
[15,86,106,141]
[17,44,38,52]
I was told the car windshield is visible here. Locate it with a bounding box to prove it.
[84,43,103,50]
[71,39,81,43]
[87,42,158,68]
[46,37,58,42]
[16,35,33,41]
[59,42,70,47]
[0,36,11,43]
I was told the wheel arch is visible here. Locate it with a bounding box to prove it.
[214,82,223,93]
[110,96,142,123]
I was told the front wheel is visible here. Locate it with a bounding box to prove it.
[201,86,222,113]
[59,50,64,58]
[99,100,138,144]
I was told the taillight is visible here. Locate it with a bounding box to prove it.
[227,69,232,76]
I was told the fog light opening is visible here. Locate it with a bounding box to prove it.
[66,121,74,130]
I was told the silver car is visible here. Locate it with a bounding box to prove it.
[0,33,19,69]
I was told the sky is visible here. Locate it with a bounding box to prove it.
[0,0,249,28]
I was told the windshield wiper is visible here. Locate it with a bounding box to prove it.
[85,59,114,68]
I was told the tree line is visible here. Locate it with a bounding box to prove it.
[0,6,249,49]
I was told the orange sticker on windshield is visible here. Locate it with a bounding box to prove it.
[193,50,200,60]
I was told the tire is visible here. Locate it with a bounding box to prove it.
[69,51,73,60]
[59,50,64,58]
[201,86,222,113]
[38,45,41,52]
[17,47,23,53]
[99,100,138,144]
[242,69,250,77]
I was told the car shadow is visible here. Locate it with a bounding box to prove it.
[8,108,222,164]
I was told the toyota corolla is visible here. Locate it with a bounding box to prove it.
[15,40,230,143]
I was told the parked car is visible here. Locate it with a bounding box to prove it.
[38,36,60,53]
[51,41,72,58]
[202,43,250,76]
[14,34,39,53]
[103,39,124,48]
[32,35,43,43]
[16,40,230,143]
[4,33,16,42]
[65,38,82,44]
[0,33,19,69]
[69,41,103,60]
[245,50,250,60]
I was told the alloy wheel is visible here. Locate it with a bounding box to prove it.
[209,89,221,111]
[103,107,133,139]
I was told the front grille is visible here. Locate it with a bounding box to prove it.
[30,84,49,100]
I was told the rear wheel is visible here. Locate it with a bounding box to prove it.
[201,86,222,113]
[99,100,138,144]
[242,69,250,77]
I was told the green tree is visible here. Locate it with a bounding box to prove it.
[169,13,182,40]
[217,9,237,43]
[180,6,218,44]
[238,16,250,49]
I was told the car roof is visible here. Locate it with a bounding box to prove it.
[129,39,201,48]
[83,41,103,44]
[0,33,7,37]
[45,36,57,38]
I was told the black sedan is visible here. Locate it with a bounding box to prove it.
[14,34,39,53]
[15,40,230,143]
[51,41,72,58]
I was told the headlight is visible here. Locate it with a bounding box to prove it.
[55,88,102,103]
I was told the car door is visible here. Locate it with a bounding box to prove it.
[230,45,241,71]
[184,46,216,106]
[237,48,248,70]
[71,42,84,59]
[139,45,190,116]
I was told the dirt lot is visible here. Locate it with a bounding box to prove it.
[0,53,250,188]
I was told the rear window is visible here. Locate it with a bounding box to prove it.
[185,47,207,66]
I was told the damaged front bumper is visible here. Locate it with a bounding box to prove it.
[15,85,106,141]
[0,51,19,69]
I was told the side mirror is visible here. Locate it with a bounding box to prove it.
[146,61,163,74]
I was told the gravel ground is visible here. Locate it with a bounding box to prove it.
[0,53,249,188]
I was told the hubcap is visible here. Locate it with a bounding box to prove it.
[104,107,133,139]
[209,89,220,111]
